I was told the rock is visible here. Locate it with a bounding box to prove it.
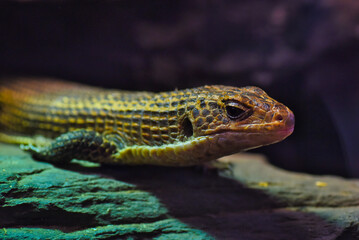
[219,154,359,207]
[1,143,358,239]
[0,143,213,240]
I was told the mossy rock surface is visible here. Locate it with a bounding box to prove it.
[0,143,213,240]
[1,143,359,239]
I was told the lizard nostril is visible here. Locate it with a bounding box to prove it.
[275,114,283,122]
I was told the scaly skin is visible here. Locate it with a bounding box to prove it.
[0,78,294,166]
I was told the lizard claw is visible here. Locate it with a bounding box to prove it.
[20,144,40,153]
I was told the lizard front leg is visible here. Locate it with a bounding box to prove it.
[21,129,122,164]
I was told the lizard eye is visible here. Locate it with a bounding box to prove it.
[225,101,252,120]
[226,105,245,119]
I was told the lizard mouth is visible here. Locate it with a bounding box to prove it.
[205,120,295,139]
[245,108,295,137]
[205,111,295,151]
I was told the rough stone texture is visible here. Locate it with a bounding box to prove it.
[0,143,213,240]
[1,143,358,239]
[220,154,359,207]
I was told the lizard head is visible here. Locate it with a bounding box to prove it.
[186,85,294,152]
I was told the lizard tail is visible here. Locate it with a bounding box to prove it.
[0,79,35,145]
[0,79,16,131]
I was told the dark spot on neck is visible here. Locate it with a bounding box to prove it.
[195,117,204,127]
[192,108,200,118]
[201,109,210,117]
[181,117,193,138]
[200,100,206,108]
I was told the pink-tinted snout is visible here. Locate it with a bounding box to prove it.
[272,105,295,135]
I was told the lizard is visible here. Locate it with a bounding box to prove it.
[0,77,294,166]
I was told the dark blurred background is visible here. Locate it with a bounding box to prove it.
[0,1,358,177]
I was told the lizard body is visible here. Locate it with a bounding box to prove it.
[0,78,294,166]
